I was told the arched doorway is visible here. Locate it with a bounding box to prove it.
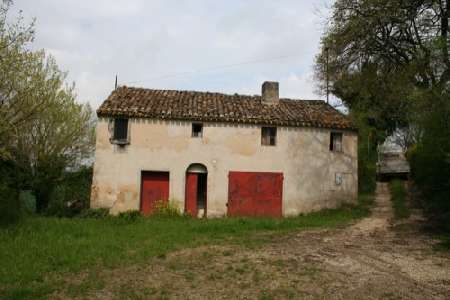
[185,163,207,218]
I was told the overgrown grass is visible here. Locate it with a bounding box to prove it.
[0,196,372,299]
[389,180,410,219]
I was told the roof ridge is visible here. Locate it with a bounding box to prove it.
[119,85,324,103]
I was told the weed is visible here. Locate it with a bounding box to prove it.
[272,259,287,268]
[153,200,182,217]
[78,208,109,219]
[183,271,195,281]
[207,272,223,281]
[252,270,263,283]
[117,210,141,222]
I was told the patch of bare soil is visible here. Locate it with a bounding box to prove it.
[53,183,450,299]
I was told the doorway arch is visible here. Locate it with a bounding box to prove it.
[185,163,207,217]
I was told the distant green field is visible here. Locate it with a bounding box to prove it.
[0,194,372,299]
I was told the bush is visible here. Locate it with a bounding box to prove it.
[0,181,20,226]
[117,210,141,222]
[78,208,110,219]
[153,200,182,217]
[408,97,450,231]
[46,166,93,217]
[407,98,450,232]
[45,186,73,217]
[19,190,36,214]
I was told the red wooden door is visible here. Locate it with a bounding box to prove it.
[140,171,169,215]
[185,173,198,217]
[228,172,283,217]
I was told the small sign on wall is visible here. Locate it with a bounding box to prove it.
[335,172,343,186]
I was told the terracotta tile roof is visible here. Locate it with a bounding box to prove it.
[97,86,356,130]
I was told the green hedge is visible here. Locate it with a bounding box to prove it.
[407,99,450,232]
[0,181,20,226]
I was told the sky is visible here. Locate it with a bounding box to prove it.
[11,0,333,109]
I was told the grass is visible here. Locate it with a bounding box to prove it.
[389,180,411,219]
[0,195,372,299]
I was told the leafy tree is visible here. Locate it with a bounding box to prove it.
[0,0,46,158]
[0,0,95,216]
[14,61,96,212]
[316,0,450,228]
[315,0,449,135]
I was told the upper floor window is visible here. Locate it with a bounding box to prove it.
[261,127,277,146]
[192,123,203,138]
[113,118,129,142]
[330,132,343,152]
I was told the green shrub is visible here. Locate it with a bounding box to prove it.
[19,190,36,214]
[46,166,93,217]
[117,210,141,222]
[408,98,450,231]
[78,208,110,219]
[0,181,20,226]
[45,186,72,217]
[153,200,183,217]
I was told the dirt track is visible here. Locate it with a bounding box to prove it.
[65,183,450,299]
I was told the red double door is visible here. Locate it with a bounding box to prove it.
[228,171,283,217]
[140,171,169,215]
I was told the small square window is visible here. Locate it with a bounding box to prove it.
[330,132,343,152]
[113,118,128,142]
[261,127,277,146]
[192,123,203,138]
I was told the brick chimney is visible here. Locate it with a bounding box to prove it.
[262,81,279,105]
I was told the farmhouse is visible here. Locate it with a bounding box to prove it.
[91,82,358,217]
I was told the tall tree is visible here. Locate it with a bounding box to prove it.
[316,0,450,229]
[315,0,449,135]
[0,0,95,214]
[15,56,95,212]
[0,0,46,158]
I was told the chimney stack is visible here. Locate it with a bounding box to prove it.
[262,81,279,105]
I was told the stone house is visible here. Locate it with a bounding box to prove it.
[91,82,358,217]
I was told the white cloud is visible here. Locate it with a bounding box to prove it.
[11,0,333,107]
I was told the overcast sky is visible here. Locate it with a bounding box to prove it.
[12,0,332,109]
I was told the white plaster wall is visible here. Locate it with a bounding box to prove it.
[91,118,358,216]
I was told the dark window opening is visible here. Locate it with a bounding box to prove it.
[261,127,277,146]
[113,118,128,141]
[192,123,203,138]
[330,132,343,152]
